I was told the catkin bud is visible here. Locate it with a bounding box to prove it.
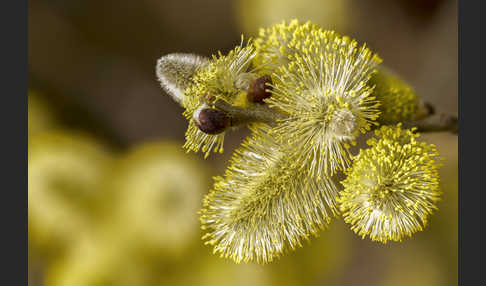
[156,53,208,106]
[180,41,256,157]
[247,75,273,103]
[194,107,231,135]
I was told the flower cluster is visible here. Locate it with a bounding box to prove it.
[368,67,421,124]
[156,19,445,264]
[157,40,262,158]
[262,24,382,177]
[338,124,441,242]
[200,124,339,263]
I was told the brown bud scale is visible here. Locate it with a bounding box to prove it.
[247,75,273,103]
[196,108,230,135]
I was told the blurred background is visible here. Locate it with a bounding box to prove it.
[28,0,458,285]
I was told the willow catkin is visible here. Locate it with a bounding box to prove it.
[369,67,422,124]
[256,20,382,177]
[156,53,208,106]
[200,124,339,264]
[158,40,263,158]
[338,124,442,243]
[28,131,112,254]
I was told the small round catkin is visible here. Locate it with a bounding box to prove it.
[338,124,442,243]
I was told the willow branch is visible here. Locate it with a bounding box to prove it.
[214,99,457,135]
[214,100,284,127]
[401,113,458,134]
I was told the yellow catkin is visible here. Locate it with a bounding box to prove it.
[369,67,421,124]
[338,124,442,243]
[182,40,258,158]
[200,124,339,264]
[254,19,321,73]
[256,20,382,177]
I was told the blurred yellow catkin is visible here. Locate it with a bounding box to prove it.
[369,67,423,124]
[42,140,212,286]
[28,131,112,257]
[102,141,209,259]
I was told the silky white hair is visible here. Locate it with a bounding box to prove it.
[156,53,208,105]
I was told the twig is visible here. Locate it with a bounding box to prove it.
[214,100,284,127]
[401,113,458,134]
[213,99,457,135]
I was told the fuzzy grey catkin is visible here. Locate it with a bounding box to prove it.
[156,53,208,105]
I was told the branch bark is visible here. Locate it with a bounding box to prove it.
[212,99,458,135]
[214,100,284,127]
[401,113,458,134]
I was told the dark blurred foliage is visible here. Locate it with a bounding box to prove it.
[28,0,457,285]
